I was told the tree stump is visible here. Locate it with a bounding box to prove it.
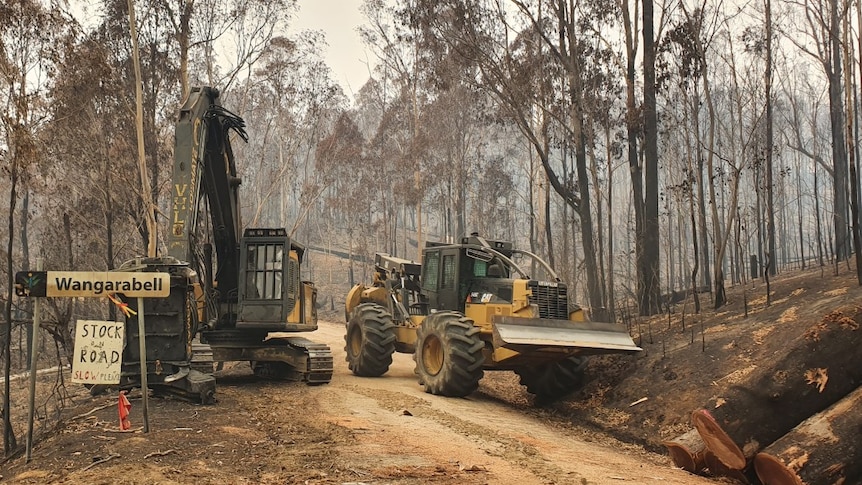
[753,384,862,485]
[692,307,862,470]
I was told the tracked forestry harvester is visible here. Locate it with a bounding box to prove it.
[112,87,332,403]
[344,234,641,401]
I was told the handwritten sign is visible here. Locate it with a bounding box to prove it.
[71,320,125,384]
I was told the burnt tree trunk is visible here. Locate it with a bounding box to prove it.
[753,385,862,485]
[691,307,862,470]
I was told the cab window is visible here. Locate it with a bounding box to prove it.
[423,251,439,290]
[472,259,487,277]
[442,254,456,289]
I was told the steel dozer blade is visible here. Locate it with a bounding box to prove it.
[491,315,642,355]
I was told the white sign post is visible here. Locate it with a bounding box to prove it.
[72,320,125,385]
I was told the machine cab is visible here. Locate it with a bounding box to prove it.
[420,236,514,313]
[236,228,315,330]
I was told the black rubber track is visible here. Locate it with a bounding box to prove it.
[414,312,484,397]
[344,302,397,377]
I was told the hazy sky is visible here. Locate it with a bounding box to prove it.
[68,0,374,98]
[294,0,373,98]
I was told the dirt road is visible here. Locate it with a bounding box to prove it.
[276,320,708,484]
[6,320,712,484]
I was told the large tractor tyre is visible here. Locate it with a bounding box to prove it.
[414,312,485,397]
[344,303,397,377]
[515,355,588,403]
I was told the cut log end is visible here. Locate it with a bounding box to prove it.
[753,453,804,485]
[692,408,746,470]
[662,428,707,473]
[663,441,705,472]
[705,451,751,483]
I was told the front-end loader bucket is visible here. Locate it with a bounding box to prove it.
[491,316,642,356]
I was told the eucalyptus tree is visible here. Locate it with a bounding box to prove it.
[44,32,136,348]
[361,0,553,274]
[406,0,623,313]
[781,67,830,267]
[724,26,767,282]
[614,0,650,307]
[659,5,749,308]
[238,32,344,234]
[368,83,427,254]
[421,85,479,242]
[431,1,558,259]
[640,0,663,315]
[597,0,676,315]
[87,0,181,253]
[840,0,861,282]
[351,78,406,255]
[585,85,626,312]
[82,0,298,253]
[199,0,297,97]
[661,8,717,303]
[361,0,440,260]
[316,111,370,284]
[764,0,777,277]
[128,0,158,257]
[0,0,74,455]
[783,0,849,264]
[421,51,507,245]
[516,0,615,313]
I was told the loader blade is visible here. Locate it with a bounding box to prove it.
[491,316,642,355]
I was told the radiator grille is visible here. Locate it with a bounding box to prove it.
[528,281,569,319]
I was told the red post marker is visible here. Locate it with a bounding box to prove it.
[118,391,132,430]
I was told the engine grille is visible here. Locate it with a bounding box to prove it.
[528,281,569,319]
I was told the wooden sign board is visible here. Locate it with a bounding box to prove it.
[15,271,169,298]
[71,320,125,384]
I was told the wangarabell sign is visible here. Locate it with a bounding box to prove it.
[15,271,170,298]
[49,271,170,297]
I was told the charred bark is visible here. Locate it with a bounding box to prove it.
[691,307,862,470]
[754,385,862,485]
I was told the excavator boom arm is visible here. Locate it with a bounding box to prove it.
[168,86,247,300]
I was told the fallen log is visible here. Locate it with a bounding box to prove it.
[704,450,751,483]
[753,384,862,485]
[692,307,862,470]
[662,429,707,473]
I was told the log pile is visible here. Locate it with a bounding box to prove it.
[753,385,862,485]
[664,307,862,483]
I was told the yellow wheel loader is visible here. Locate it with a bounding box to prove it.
[344,233,641,401]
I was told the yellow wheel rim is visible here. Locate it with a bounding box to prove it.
[422,334,444,376]
[348,324,362,356]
